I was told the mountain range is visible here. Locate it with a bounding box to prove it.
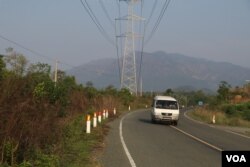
[68,51,250,92]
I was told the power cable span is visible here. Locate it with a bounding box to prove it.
[0,34,55,62]
[0,34,78,70]
[0,33,119,77]
[145,0,158,28]
[80,0,115,46]
[145,0,171,45]
[98,0,115,29]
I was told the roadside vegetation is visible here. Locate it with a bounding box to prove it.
[185,81,250,128]
[0,48,151,167]
[1,48,249,166]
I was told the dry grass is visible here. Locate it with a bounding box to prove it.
[188,108,250,128]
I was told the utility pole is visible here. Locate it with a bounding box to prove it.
[140,75,142,96]
[117,0,144,95]
[54,60,58,85]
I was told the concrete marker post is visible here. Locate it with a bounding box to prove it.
[98,112,102,123]
[212,114,216,124]
[86,115,91,134]
[106,109,109,118]
[128,105,131,111]
[103,109,106,120]
[93,112,97,127]
[114,108,116,115]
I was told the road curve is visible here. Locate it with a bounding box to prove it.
[100,109,250,167]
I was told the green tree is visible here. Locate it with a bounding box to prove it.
[86,81,94,88]
[118,88,134,106]
[4,48,28,76]
[0,54,6,80]
[164,88,174,96]
[28,62,51,75]
[104,85,118,96]
[217,81,231,102]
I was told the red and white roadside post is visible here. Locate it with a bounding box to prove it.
[105,109,109,119]
[113,108,116,115]
[103,109,106,120]
[98,112,102,123]
[86,114,91,134]
[93,112,97,128]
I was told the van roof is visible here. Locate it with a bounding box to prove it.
[154,96,177,101]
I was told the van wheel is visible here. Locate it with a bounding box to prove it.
[173,121,178,126]
[151,119,156,124]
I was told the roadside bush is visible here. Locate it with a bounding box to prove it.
[18,161,32,167]
[223,105,238,116]
[243,110,250,121]
[220,102,250,121]
[235,103,247,111]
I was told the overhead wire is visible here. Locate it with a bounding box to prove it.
[137,0,145,92]
[0,34,79,71]
[98,0,116,29]
[0,34,55,62]
[145,0,158,28]
[0,34,119,78]
[80,0,115,46]
[115,0,124,85]
[144,0,171,45]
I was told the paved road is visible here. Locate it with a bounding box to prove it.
[99,109,250,167]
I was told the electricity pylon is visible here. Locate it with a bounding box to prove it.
[118,0,144,95]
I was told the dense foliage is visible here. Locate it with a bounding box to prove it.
[0,49,145,167]
[1,49,249,166]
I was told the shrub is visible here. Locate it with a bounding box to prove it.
[243,109,250,121]
[224,105,237,116]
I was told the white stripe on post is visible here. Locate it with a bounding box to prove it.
[93,112,97,127]
[106,109,109,118]
[86,115,91,134]
[103,109,106,120]
[98,112,102,123]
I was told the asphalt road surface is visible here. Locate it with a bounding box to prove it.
[100,109,250,167]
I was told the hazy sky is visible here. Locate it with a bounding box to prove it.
[0,0,250,70]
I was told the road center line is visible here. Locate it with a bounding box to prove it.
[120,113,137,167]
[170,125,223,152]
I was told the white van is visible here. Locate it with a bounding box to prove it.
[151,96,179,125]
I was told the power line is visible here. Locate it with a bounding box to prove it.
[80,0,115,46]
[0,33,89,71]
[98,0,116,29]
[0,34,119,78]
[145,0,158,28]
[0,34,55,62]
[145,0,171,45]
[115,0,124,85]
[138,0,145,94]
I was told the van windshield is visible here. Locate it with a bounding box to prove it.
[155,100,178,109]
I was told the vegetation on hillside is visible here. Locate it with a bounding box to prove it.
[1,48,249,166]
[0,49,151,167]
[185,81,250,127]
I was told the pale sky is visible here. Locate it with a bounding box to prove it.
[0,0,250,70]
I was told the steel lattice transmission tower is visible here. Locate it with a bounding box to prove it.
[117,0,144,95]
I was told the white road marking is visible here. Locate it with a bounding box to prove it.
[170,125,223,152]
[225,130,250,139]
[120,113,137,167]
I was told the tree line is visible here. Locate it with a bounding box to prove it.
[0,48,139,166]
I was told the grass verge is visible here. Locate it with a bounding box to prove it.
[58,114,109,167]
[187,108,250,128]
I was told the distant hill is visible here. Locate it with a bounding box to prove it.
[67,51,250,92]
